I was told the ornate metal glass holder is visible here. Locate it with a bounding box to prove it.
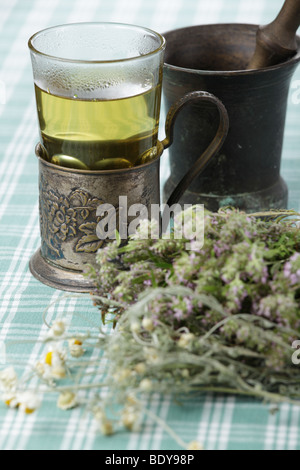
[29,91,229,292]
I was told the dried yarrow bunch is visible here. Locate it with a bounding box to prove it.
[2,208,300,449]
[86,208,300,401]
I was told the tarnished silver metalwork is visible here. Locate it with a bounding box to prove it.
[30,143,161,292]
[30,91,229,292]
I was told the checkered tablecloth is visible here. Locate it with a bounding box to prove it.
[0,0,300,451]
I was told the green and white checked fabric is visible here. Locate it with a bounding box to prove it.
[0,0,300,451]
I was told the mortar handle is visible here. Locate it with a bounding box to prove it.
[248,0,300,69]
[160,90,229,219]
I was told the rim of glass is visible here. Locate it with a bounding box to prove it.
[28,22,166,64]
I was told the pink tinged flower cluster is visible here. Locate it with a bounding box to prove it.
[283,253,300,286]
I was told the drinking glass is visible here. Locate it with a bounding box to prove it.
[28,22,166,170]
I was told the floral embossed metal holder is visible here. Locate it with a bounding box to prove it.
[30,142,162,292]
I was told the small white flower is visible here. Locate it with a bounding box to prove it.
[2,389,41,414]
[2,393,19,409]
[142,317,155,332]
[68,339,85,358]
[18,391,41,414]
[177,333,195,349]
[35,362,56,383]
[139,378,152,392]
[0,367,18,392]
[37,346,67,381]
[51,344,67,363]
[181,369,190,378]
[50,365,67,380]
[57,391,77,410]
[48,320,66,338]
[100,420,114,436]
[93,407,114,436]
[130,322,141,334]
[134,362,146,375]
[121,406,141,432]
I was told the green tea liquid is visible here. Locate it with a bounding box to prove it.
[35,84,162,170]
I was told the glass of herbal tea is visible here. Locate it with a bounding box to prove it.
[28,23,166,171]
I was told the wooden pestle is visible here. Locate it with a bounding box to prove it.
[247,0,300,69]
